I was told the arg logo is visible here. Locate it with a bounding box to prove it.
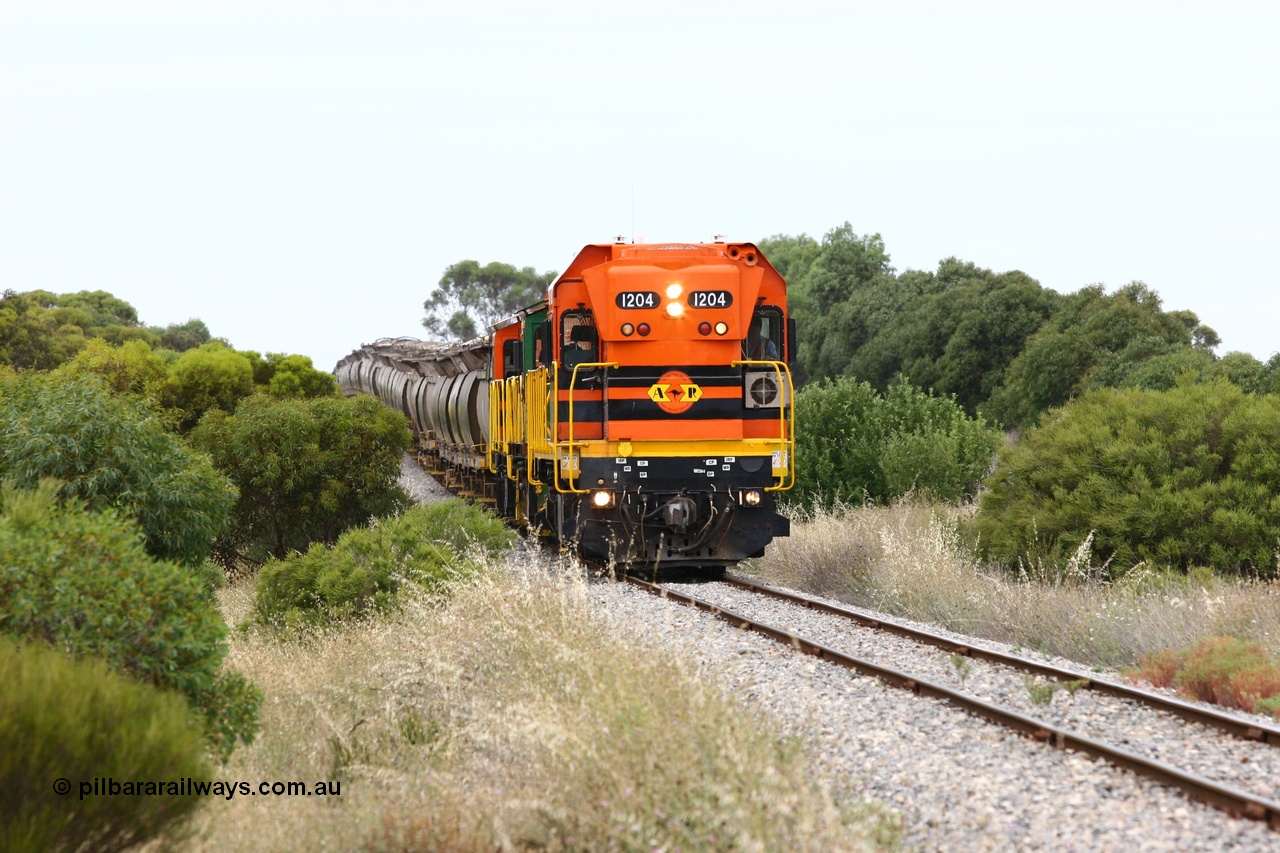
[648,370,703,414]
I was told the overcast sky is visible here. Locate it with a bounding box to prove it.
[2,1,1276,372]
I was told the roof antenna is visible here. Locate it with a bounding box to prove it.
[631,181,635,243]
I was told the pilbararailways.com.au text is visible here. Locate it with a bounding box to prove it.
[54,777,341,801]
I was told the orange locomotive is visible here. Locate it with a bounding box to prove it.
[337,240,795,571]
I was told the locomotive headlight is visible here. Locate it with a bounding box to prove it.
[714,322,728,335]
[666,302,684,318]
[621,323,635,336]
[665,282,683,299]
[742,490,762,506]
[591,490,614,508]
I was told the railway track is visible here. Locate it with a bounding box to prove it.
[622,573,1280,831]
[719,574,1280,747]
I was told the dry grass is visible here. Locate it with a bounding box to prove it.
[747,500,1280,668]
[180,557,895,852]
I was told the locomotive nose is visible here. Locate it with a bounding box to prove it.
[661,496,698,533]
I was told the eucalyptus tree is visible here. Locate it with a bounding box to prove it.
[423,260,556,340]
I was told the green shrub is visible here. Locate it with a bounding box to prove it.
[975,380,1280,575]
[52,338,169,400]
[793,377,999,508]
[0,372,236,567]
[0,639,211,853]
[193,558,228,597]
[983,282,1216,427]
[0,481,259,758]
[239,350,340,397]
[162,342,256,430]
[1,290,88,369]
[158,317,213,352]
[254,500,515,630]
[191,394,412,563]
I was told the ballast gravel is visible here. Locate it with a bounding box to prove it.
[397,454,453,504]
[667,580,1280,803]
[396,460,1277,850]
[588,580,1277,852]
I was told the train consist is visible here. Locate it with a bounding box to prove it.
[335,240,795,571]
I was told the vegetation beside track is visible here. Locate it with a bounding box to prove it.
[1,639,212,853]
[1134,636,1280,718]
[746,500,1280,716]
[187,557,897,852]
[251,499,514,631]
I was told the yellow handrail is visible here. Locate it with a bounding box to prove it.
[524,366,551,486]
[503,375,522,482]
[557,361,618,494]
[486,377,503,473]
[732,359,796,492]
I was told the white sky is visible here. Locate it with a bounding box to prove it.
[2,1,1277,371]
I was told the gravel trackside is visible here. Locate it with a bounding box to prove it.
[588,581,1277,852]
[397,457,1277,850]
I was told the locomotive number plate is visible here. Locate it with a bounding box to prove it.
[616,291,659,309]
[687,290,733,308]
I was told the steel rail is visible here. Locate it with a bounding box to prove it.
[720,573,1280,748]
[623,574,1280,831]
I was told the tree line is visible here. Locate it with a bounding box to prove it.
[764,224,1280,579]
[1,288,216,368]
[761,224,1278,428]
[421,229,1278,433]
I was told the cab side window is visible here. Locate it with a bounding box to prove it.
[533,321,551,367]
[561,311,597,369]
[744,307,783,360]
[502,338,523,377]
